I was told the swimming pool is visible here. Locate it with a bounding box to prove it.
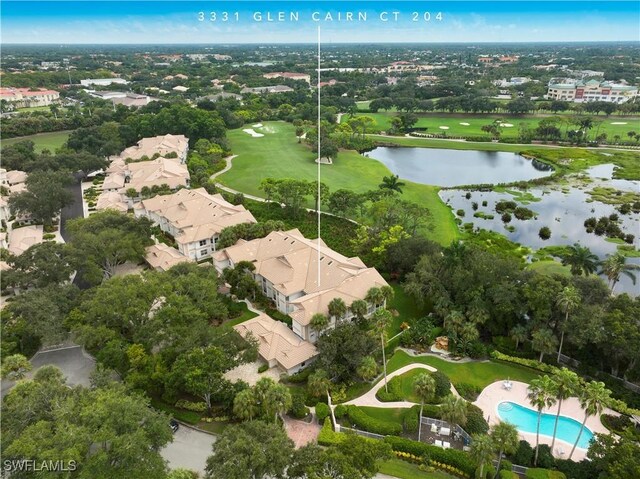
[497,401,593,450]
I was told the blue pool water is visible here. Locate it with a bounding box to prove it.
[497,401,593,449]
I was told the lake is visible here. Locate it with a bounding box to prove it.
[365,147,554,187]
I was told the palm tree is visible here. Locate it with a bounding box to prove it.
[307,369,331,399]
[372,308,392,392]
[440,395,468,427]
[560,244,599,276]
[365,287,385,309]
[555,286,581,362]
[531,328,558,363]
[233,388,258,421]
[600,253,639,293]
[310,313,330,337]
[379,174,406,194]
[510,325,529,350]
[380,285,395,305]
[327,297,347,322]
[350,299,368,322]
[470,434,495,479]
[357,356,378,382]
[569,381,612,459]
[265,383,292,423]
[413,373,436,441]
[491,422,519,479]
[527,376,557,465]
[550,368,581,452]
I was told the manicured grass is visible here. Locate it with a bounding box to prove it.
[359,406,407,427]
[219,121,458,245]
[220,303,259,330]
[149,397,201,424]
[527,260,572,277]
[351,112,640,139]
[197,421,229,434]
[378,458,457,479]
[387,283,431,337]
[387,369,428,403]
[386,350,540,390]
[1,130,71,152]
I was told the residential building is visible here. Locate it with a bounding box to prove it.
[134,188,256,260]
[241,85,294,94]
[87,90,155,107]
[145,243,193,271]
[7,225,43,256]
[120,134,189,163]
[0,197,10,223]
[263,72,311,83]
[123,158,190,195]
[172,86,189,92]
[546,78,638,103]
[214,229,389,344]
[0,87,60,108]
[80,78,129,86]
[234,313,318,374]
[95,191,128,213]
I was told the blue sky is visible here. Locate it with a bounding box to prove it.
[1,1,639,44]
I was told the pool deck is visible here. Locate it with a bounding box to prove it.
[474,380,616,462]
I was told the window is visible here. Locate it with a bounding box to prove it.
[199,240,207,246]
[200,249,208,256]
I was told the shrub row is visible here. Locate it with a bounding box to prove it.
[394,451,470,478]
[525,468,567,479]
[315,402,330,422]
[403,405,420,433]
[345,406,402,436]
[174,399,207,412]
[376,376,404,402]
[318,417,344,446]
[456,383,482,401]
[384,436,476,477]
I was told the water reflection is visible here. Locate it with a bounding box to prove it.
[367,147,554,187]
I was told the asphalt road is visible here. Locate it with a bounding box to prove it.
[161,425,216,475]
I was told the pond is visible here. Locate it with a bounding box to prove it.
[365,147,553,187]
[440,164,640,296]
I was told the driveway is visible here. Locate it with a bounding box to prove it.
[161,425,216,475]
[1,344,96,399]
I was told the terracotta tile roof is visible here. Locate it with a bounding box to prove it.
[145,243,193,271]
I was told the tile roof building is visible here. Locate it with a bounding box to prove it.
[7,225,44,256]
[262,72,311,83]
[120,134,189,164]
[546,78,638,103]
[214,228,388,344]
[145,243,193,271]
[0,88,60,108]
[234,313,318,374]
[134,188,256,260]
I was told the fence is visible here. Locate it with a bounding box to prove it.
[492,460,528,476]
[558,353,640,394]
[421,417,472,445]
[339,426,385,441]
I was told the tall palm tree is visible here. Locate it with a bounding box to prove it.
[365,287,385,309]
[569,381,612,459]
[490,422,519,479]
[233,388,258,421]
[531,328,558,363]
[470,434,495,479]
[379,174,406,194]
[372,308,392,392]
[600,253,639,293]
[380,285,395,306]
[356,356,378,382]
[440,395,468,427]
[265,383,292,423]
[550,368,581,452]
[555,286,581,362]
[310,313,330,338]
[510,325,529,350]
[527,376,557,465]
[413,373,436,441]
[327,297,347,322]
[350,299,368,322]
[560,244,599,276]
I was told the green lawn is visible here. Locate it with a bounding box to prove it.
[218,121,458,245]
[387,283,431,337]
[359,406,407,427]
[378,458,457,479]
[348,112,640,139]
[387,350,540,390]
[527,260,572,277]
[1,130,71,152]
[220,303,259,330]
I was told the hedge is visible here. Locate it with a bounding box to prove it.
[500,471,519,479]
[376,376,404,402]
[318,417,344,446]
[403,405,420,433]
[346,406,402,436]
[334,404,348,419]
[383,436,476,477]
[525,468,567,479]
[315,402,330,422]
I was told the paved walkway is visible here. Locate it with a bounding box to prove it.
[474,380,616,462]
[343,363,437,408]
[161,424,216,474]
[397,347,476,364]
[283,416,321,449]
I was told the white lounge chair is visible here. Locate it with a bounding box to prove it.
[440,427,451,436]
[435,440,443,448]
[443,441,451,449]
[430,424,438,433]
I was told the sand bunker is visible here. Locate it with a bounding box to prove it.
[460,122,470,126]
[610,122,627,125]
[502,123,514,127]
[439,126,450,130]
[243,129,264,137]
[252,123,263,128]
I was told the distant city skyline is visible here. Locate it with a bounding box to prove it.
[2,1,639,44]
